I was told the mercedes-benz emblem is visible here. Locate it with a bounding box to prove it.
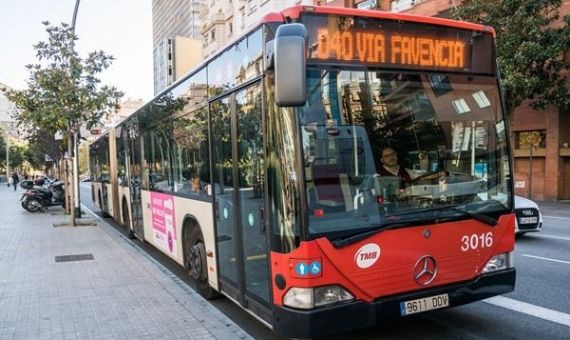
[413,255,438,286]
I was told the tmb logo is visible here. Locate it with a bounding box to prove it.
[354,243,381,269]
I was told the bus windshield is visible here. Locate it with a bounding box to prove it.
[299,68,512,238]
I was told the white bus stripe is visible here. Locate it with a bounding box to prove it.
[521,254,570,265]
[531,234,570,242]
[484,296,570,327]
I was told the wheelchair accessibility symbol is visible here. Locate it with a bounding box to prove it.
[309,261,321,275]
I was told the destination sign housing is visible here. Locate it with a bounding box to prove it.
[301,13,496,74]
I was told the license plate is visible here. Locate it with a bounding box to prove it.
[400,293,449,316]
[519,217,538,224]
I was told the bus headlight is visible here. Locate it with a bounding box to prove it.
[314,285,354,307]
[482,253,509,273]
[283,285,354,309]
[283,287,313,309]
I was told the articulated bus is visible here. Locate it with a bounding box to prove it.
[90,5,515,337]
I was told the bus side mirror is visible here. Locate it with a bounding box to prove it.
[274,23,307,107]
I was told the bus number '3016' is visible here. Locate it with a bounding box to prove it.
[461,232,493,252]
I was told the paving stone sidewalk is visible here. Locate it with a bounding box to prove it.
[0,185,252,340]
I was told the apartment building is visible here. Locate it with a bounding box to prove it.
[152,0,206,95]
[200,0,315,57]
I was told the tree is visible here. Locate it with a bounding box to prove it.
[8,145,25,171]
[3,22,123,225]
[453,0,570,114]
[25,139,48,171]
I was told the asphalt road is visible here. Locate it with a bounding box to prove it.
[80,185,570,339]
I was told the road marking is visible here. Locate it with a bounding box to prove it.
[543,215,570,220]
[521,254,570,265]
[531,233,570,242]
[484,296,570,327]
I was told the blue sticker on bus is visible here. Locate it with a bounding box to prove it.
[295,262,308,276]
[309,261,321,275]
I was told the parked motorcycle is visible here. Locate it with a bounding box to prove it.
[20,179,65,212]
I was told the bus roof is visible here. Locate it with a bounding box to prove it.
[276,5,496,37]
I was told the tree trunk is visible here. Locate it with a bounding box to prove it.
[67,134,76,226]
[63,158,70,214]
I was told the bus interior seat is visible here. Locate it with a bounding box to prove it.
[312,163,352,209]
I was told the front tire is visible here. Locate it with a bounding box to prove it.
[26,198,43,213]
[186,226,219,300]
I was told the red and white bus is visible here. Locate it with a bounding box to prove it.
[89,5,515,337]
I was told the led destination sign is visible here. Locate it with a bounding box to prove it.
[301,14,496,74]
[316,30,466,69]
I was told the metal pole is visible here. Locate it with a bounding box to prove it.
[71,0,82,218]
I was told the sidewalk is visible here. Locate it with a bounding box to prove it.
[0,185,252,340]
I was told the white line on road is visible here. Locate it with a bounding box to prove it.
[521,254,570,265]
[543,215,570,220]
[484,296,570,327]
[530,233,570,242]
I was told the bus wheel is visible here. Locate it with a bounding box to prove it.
[187,227,219,300]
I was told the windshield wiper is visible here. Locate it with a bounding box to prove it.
[331,219,425,249]
[444,206,498,226]
[389,204,498,226]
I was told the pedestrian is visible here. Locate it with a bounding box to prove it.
[11,172,19,191]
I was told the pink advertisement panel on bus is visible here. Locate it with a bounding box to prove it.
[150,192,177,255]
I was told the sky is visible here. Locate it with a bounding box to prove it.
[0,0,153,101]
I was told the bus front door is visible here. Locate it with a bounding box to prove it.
[212,83,271,322]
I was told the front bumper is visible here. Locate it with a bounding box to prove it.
[272,268,516,338]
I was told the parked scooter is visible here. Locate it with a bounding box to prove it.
[20,178,65,212]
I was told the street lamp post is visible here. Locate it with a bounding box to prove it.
[71,0,82,218]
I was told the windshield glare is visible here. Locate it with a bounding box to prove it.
[300,69,512,236]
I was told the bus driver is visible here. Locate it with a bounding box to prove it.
[377,147,414,189]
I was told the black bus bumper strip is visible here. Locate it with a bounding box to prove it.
[272,268,516,338]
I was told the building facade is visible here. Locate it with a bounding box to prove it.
[0,82,19,146]
[0,82,16,133]
[199,0,315,57]
[152,0,206,95]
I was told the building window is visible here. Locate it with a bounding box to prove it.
[248,0,257,14]
[452,98,470,115]
[391,0,421,12]
[516,130,546,149]
[357,0,377,9]
[211,29,216,41]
